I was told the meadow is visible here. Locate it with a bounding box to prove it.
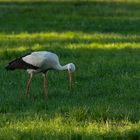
[0,0,140,139]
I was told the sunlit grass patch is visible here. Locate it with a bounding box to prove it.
[0,31,139,63]
[0,113,140,139]
[0,32,140,59]
[0,32,140,43]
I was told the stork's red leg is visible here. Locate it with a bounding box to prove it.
[44,72,48,98]
[26,74,33,97]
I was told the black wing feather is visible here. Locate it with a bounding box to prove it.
[5,52,39,70]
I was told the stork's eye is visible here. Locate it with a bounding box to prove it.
[69,68,72,71]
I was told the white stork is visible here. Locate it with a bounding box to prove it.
[6,51,75,97]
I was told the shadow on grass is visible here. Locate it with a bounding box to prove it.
[0,1,140,34]
[0,46,140,122]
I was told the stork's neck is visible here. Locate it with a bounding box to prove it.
[56,64,68,71]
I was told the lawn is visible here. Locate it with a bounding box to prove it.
[0,0,140,139]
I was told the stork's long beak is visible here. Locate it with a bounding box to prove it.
[68,70,72,91]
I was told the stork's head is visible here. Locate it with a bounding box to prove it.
[67,63,75,91]
[67,63,75,72]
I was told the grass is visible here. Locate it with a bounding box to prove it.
[0,0,140,139]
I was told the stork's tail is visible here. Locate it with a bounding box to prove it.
[5,56,39,71]
[5,63,15,70]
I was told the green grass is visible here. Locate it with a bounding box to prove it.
[0,0,140,139]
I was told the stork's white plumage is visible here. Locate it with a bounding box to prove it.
[6,51,75,97]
